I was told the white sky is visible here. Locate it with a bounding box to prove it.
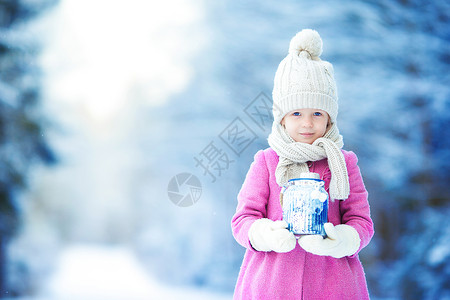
[40,0,205,122]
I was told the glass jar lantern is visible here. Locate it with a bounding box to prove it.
[281,173,329,237]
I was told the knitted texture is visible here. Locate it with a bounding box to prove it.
[268,122,350,200]
[272,29,338,125]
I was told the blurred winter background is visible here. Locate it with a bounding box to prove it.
[0,0,449,299]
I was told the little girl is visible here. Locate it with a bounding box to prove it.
[231,29,374,300]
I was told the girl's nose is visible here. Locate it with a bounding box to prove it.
[302,117,313,128]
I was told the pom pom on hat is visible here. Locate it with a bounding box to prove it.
[288,29,323,59]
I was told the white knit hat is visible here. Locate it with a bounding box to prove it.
[272,29,338,125]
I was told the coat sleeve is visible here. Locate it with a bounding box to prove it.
[339,151,374,257]
[231,150,270,251]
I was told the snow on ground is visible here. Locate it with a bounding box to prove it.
[32,244,232,300]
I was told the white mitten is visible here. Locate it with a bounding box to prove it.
[298,223,361,258]
[248,218,296,253]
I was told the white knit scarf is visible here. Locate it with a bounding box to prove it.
[267,123,350,200]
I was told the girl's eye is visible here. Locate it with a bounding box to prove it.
[293,112,301,116]
[313,112,323,116]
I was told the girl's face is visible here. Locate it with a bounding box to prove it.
[281,108,330,144]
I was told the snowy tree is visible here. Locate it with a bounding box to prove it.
[353,1,450,299]
[0,0,56,295]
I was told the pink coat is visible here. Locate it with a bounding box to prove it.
[231,148,374,300]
